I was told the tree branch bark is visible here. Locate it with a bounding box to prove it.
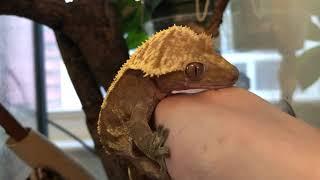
[206,0,230,37]
[0,0,129,88]
[0,0,129,179]
[54,31,129,180]
[0,0,68,28]
[0,103,28,142]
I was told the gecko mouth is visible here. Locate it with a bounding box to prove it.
[171,89,208,94]
[171,84,235,94]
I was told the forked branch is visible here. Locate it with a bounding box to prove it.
[206,0,230,37]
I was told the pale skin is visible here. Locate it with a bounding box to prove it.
[155,87,320,180]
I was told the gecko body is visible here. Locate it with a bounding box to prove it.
[98,25,239,179]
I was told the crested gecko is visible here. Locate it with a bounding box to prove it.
[97,25,239,179]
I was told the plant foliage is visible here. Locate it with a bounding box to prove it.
[112,0,162,49]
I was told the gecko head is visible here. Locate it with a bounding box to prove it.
[153,53,239,93]
[127,25,239,93]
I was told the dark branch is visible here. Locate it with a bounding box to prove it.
[0,0,128,89]
[54,31,102,126]
[0,0,69,28]
[54,31,129,180]
[0,103,28,141]
[0,0,130,179]
[60,0,129,88]
[206,0,230,37]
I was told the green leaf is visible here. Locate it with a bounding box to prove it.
[126,30,148,49]
[112,0,155,49]
[296,45,320,89]
[116,0,137,9]
[121,9,142,32]
[121,6,136,18]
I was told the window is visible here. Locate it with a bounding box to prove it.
[44,27,81,112]
[0,15,36,180]
[220,1,320,104]
[43,26,89,147]
[44,27,105,179]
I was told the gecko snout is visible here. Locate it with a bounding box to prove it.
[229,65,239,84]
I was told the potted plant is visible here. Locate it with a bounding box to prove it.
[113,0,217,49]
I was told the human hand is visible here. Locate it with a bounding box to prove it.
[155,88,320,180]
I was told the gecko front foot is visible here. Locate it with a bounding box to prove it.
[157,157,170,180]
[127,120,170,178]
[153,125,170,157]
[152,125,170,179]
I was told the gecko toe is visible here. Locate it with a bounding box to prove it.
[156,125,169,146]
[156,146,170,157]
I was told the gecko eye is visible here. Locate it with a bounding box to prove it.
[185,62,205,81]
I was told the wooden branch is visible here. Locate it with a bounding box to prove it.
[54,31,102,121]
[0,103,28,141]
[0,0,68,28]
[61,0,129,88]
[54,31,129,180]
[206,0,230,37]
[0,0,130,179]
[0,0,128,88]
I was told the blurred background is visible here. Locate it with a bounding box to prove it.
[0,0,319,179]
